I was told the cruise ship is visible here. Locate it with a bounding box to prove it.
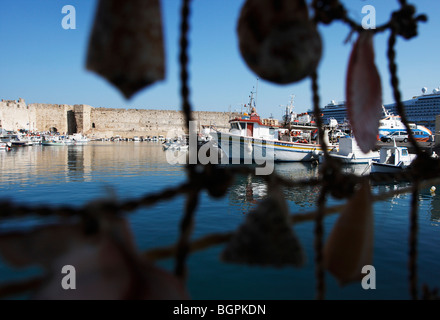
[385,87,440,132]
[319,87,440,133]
[319,100,348,125]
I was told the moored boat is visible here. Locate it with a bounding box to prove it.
[163,136,189,151]
[370,142,416,173]
[42,135,74,146]
[378,107,432,141]
[321,136,379,164]
[70,133,89,144]
[0,141,12,151]
[211,93,337,163]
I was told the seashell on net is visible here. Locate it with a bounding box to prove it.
[346,31,382,154]
[86,0,165,99]
[0,215,189,299]
[221,184,305,267]
[237,0,322,84]
[323,180,374,286]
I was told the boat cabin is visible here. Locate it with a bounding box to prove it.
[378,145,413,167]
[229,112,279,141]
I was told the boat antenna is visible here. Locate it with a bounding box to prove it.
[255,78,259,108]
[289,94,295,113]
[281,94,295,126]
[248,86,258,114]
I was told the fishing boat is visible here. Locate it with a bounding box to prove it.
[370,141,416,173]
[211,92,337,163]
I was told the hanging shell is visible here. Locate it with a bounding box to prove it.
[237,0,322,84]
[0,215,189,299]
[346,31,382,153]
[221,184,305,267]
[86,0,165,99]
[323,180,374,285]
[33,227,189,300]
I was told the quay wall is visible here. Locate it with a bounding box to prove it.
[0,98,232,138]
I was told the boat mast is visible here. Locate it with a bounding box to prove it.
[283,94,295,127]
[288,94,295,115]
[255,78,259,109]
[247,87,257,114]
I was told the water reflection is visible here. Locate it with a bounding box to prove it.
[418,186,440,224]
[2,143,440,224]
[0,142,182,188]
[228,162,321,212]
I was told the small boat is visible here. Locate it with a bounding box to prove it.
[10,140,28,147]
[8,134,33,147]
[42,135,74,146]
[30,136,42,145]
[163,138,188,151]
[371,141,416,173]
[0,141,12,151]
[321,136,379,164]
[70,133,89,144]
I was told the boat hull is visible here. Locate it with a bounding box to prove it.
[325,153,378,164]
[42,141,74,146]
[371,162,405,173]
[214,132,334,162]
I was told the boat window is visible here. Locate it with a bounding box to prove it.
[231,123,240,130]
[239,122,247,130]
[402,149,408,156]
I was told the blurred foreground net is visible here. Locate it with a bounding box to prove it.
[0,0,438,300]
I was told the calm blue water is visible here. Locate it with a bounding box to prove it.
[0,142,439,300]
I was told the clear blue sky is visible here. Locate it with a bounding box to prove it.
[1,0,439,119]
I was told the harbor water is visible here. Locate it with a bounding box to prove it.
[0,142,440,300]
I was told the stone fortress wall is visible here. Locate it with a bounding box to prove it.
[0,98,233,138]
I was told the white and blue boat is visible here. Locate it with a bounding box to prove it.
[378,107,432,141]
